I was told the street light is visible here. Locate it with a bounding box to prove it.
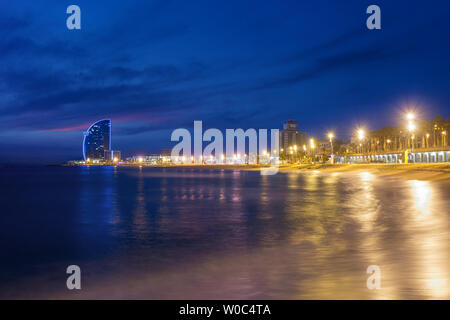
[442,131,447,147]
[328,132,334,155]
[357,129,365,153]
[407,113,415,151]
[310,138,315,162]
[357,129,365,141]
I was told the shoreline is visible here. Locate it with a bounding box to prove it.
[64,163,450,182]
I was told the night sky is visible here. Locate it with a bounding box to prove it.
[1,0,450,164]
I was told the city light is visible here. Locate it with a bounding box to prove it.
[357,129,365,141]
[328,132,334,155]
[75,112,448,168]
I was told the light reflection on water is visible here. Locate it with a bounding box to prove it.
[0,167,448,299]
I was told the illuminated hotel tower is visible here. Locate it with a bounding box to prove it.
[83,119,111,160]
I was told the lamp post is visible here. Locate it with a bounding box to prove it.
[357,129,365,154]
[328,132,334,155]
[407,113,415,152]
[442,131,447,147]
[310,138,315,163]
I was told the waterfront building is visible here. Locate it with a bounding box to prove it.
[280,120,307,156]
[83,119,111,160]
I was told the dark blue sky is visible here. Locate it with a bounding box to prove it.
[1,0,450,163]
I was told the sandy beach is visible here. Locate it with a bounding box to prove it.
[276,163,450,182]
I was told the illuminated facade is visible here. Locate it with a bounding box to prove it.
[280,120,307,155]
[83,119,111,160]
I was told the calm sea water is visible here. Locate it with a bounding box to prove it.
[0,166,448,299]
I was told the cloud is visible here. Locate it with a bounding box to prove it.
[278,28,367,64]
[250,44,418,91]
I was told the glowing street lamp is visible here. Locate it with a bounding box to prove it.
[442,131,447,147]
[310,138,315,151]
[357,129,365,153]
[328,132,334,154]
[138,157,144,163]
[406,113,416,151]
[309,138,316,162]
[357,129,365,141]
